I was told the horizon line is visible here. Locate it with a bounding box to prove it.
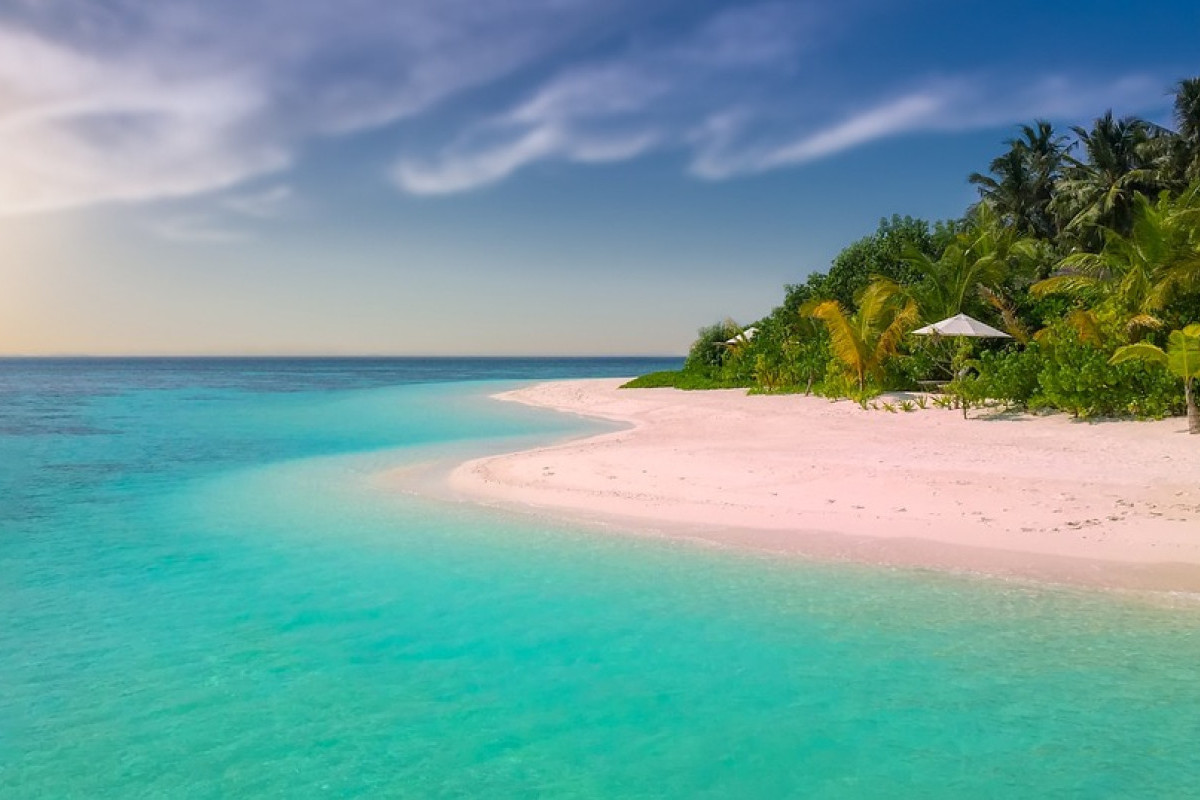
[0,353,685,360]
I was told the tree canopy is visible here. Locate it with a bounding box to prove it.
[636,76,1200,428]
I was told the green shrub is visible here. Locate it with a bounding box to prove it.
[621,371,684,388]
[717,345,756,386]
[972,346,1043,407]
[620,371,742,390]
[683,320,741,376]
[1033,330,1180,418]
[887,344,943,390]
[746,326,831,394]
[965,329,1182,418]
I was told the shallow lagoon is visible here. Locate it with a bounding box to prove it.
[3,359,1198,798]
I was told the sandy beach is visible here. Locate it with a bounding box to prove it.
[445,378,1200,591]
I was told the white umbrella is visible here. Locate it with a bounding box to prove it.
[912,313,1010,338]
[722,326,757,345]
[910,314,1010,418]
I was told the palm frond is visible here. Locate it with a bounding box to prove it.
[1066,309,1105,346]
[1030,273,1100,298]
[978,286,1030,344]
[1125,313,1164,337]
[1110,342,1168,366]
[1166,328,1200,380]
[809,300,868,383]
[874,301,919,369]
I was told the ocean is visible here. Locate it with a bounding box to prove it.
[2,358,1198,798]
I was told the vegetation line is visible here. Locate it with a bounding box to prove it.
[626,78,1200,431]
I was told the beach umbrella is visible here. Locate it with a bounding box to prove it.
[911,313,1011,339]
[722,326,757,346]
[910,314,1010,417]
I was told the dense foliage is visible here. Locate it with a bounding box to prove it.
[631,78,1200,427]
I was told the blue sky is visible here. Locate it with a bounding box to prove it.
[2,0,1197,355]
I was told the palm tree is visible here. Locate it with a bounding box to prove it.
[970,120,1066,239]
[894,203,1040,323]
[807,284,919,394]
[1032,188,1200,338]
[1052,112,1164,242]
[1176,79,1200,143]
[1152,77,1200,188]
[779,311,829,395]
[1110,324,1200,433]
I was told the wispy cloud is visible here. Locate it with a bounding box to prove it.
[0,0,621,214]
[223,185,292,218]
[393,109,663,195]
[392,1,1171,195]
[149,213,249,244]
[0,0,1181,212]
[393,3,817,194]
[0,25,281,214]
[689,73,1166,179]
[689,92,947,179]
[148,184,292,242]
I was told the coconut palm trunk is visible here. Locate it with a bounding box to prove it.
[1187,378,1199,434]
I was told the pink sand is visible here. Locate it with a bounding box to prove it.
[445,379,1200,591]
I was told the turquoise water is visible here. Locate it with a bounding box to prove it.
[3,359,1198,798]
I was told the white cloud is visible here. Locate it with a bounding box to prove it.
[149,213,248,244]
[223,185,292,218]
[690,92,948,179]
[395,126,564,195]
[0,26,282,214]
[393,3,814,194]
[0,0,620,214]
[765,94,945,166]
[0,0,1180,212]
[687,74,1168,180]
[391,0,1172,196]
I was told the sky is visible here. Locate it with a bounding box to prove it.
[1,0,1198,356]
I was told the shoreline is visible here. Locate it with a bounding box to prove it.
[424,378,1200,592]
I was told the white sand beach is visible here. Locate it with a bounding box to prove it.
[446,379,1200,591]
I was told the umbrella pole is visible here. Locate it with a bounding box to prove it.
[953,339,967,420]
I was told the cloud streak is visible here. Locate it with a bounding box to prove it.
[0,25,282,213]
[688,74,1165,179]
[149,213,250,244]
[393,3,818,194]
[223,185,293,218]
[392,2,1170,195]
[0,0,621,214]
[0,0,1181,213]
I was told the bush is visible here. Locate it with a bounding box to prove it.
[683,320,741,376]
[1034,332,1180,417]
[620,371,742,390]
[971,346,1043,408]
[620,371,683,388]
[812,360,880,403]
[887,344,943,391]
[717,345,756,386]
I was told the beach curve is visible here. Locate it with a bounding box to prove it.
[443,378,1200,592]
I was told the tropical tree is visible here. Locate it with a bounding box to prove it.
[1147,78,1200,189]
[1175,77,1200,184]
[969,120,1066,239]
[893,203,1040,323]
[790,330,831,395]
[807,284,919,393]
[1110,324,1200,433]
[683,319,743,376]
[1052,112,1165,242]
[817,215,947,310]
[1032,187,1200,338]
